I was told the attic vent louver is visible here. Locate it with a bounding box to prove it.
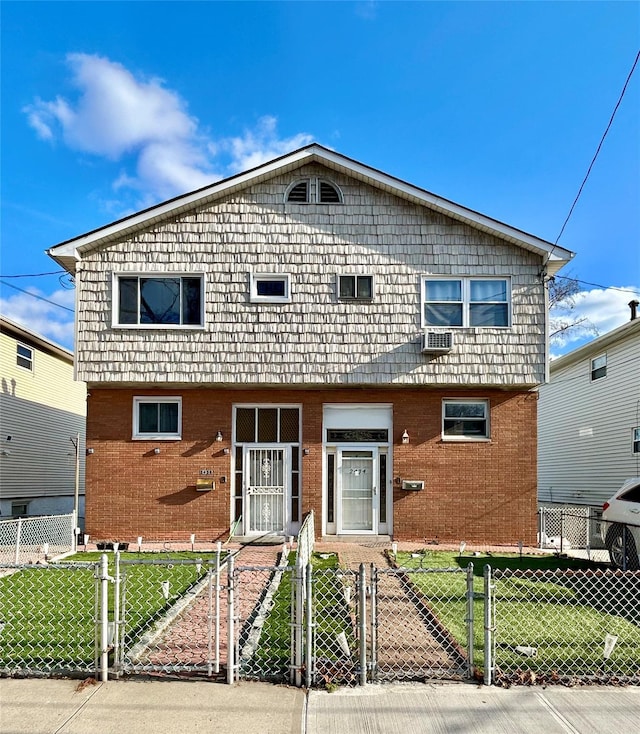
[319,181,341,203]
[287,181,309,203]
[422,331,454,353]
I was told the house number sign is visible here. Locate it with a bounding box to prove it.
[199,469,213,476]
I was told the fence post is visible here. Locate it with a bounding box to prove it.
[370,564,377,682]
[305,561,313,689]
[215,541,221,674]
[358,563,367,686]
[227,554,235,684]
[112,551,121,676]
[466,563,474,678]
[294,562,304,687]
[99,553,110,682]
[14,517,22,564]
[483,565,493,686]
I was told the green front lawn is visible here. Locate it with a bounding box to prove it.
[396,551,640,679]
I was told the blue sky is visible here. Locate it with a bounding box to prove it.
[1,1,639,354]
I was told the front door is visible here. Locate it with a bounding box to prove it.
[338,449,378,533]
[244,446,289,534]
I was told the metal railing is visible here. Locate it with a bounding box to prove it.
[0,512,76,564]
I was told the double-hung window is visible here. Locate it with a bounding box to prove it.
[133,397,182,440]
[115,275,203,327]
[633,427,640,455]
[17,343,34,370]
[442,399,490,440]
[590,354,607,381]
[423,277,510,327]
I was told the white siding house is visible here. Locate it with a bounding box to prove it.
[538,314,640,508]
[0,316,87,521]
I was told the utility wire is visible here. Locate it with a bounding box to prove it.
[552,275,640,297]
[0,280,75,313]
[554,49,640,247]
[0,270,66,278]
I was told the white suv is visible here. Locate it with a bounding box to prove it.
[601,478,640,570]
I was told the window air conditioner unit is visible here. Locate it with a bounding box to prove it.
[422,331,454,353]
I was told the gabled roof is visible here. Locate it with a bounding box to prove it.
[47,143,574,274]
[550,315,640,374]
[0,315,73,363]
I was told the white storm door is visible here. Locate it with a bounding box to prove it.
[338,449,377,533]
[245,446,288,534]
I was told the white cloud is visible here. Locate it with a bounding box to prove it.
[551,285,640,352]
[24,54,314,207]
[0,288,75,349]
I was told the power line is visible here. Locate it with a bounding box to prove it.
[0,270,66,278]
[554,49,640,247]
[0,280,75,313]
[553,275,640,297]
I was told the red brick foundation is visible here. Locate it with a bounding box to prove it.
[84,387,537,545]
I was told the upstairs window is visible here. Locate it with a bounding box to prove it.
[17,343,33,370]
[133,396,182,439]
[116,275,203,327]
[250,273,291,303]
[285,177,343,204]
[422,277,510,328]
[633,427,640,454]
[338,274,374,300]
[591,354,607,381]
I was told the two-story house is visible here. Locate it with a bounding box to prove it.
[0,316,86,522]
[47,145,573,543]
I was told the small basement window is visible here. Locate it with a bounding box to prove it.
[250,273,291,303]
[338,275,374,300]
[17,343,33,370]
[285,177,343,204]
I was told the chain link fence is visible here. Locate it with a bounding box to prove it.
[374,566,473,682]
[0,513,76,564]
[488,566,640,685]
[0,561,98,677]
[117,555,226,677]
[538,506,608,562]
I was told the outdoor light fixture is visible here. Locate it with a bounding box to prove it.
[153,447,161,455]
[402,429,410,444]
[215,431,223,442]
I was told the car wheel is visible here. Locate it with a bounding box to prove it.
[606,524,639,571]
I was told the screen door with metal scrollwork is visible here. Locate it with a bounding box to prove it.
[245,447,289,534]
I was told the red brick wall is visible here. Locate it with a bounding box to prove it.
[84,387,537,544]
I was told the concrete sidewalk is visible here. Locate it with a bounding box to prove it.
[2,679,640,734]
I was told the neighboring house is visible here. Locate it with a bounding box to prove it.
[0,316,86,522]
[538,311,640,509]
[47,144,573,544]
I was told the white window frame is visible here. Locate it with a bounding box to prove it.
[421,276,511,328]
[132,396,182,440]
[337,274,375,301]
[250,273,292,303]
[112,273,205,328]
[633,427,640,455]
[590,353,607,381]
[441,399,490,441]
[16,342,34,371]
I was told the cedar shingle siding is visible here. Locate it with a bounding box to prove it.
[77,164,546,387]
